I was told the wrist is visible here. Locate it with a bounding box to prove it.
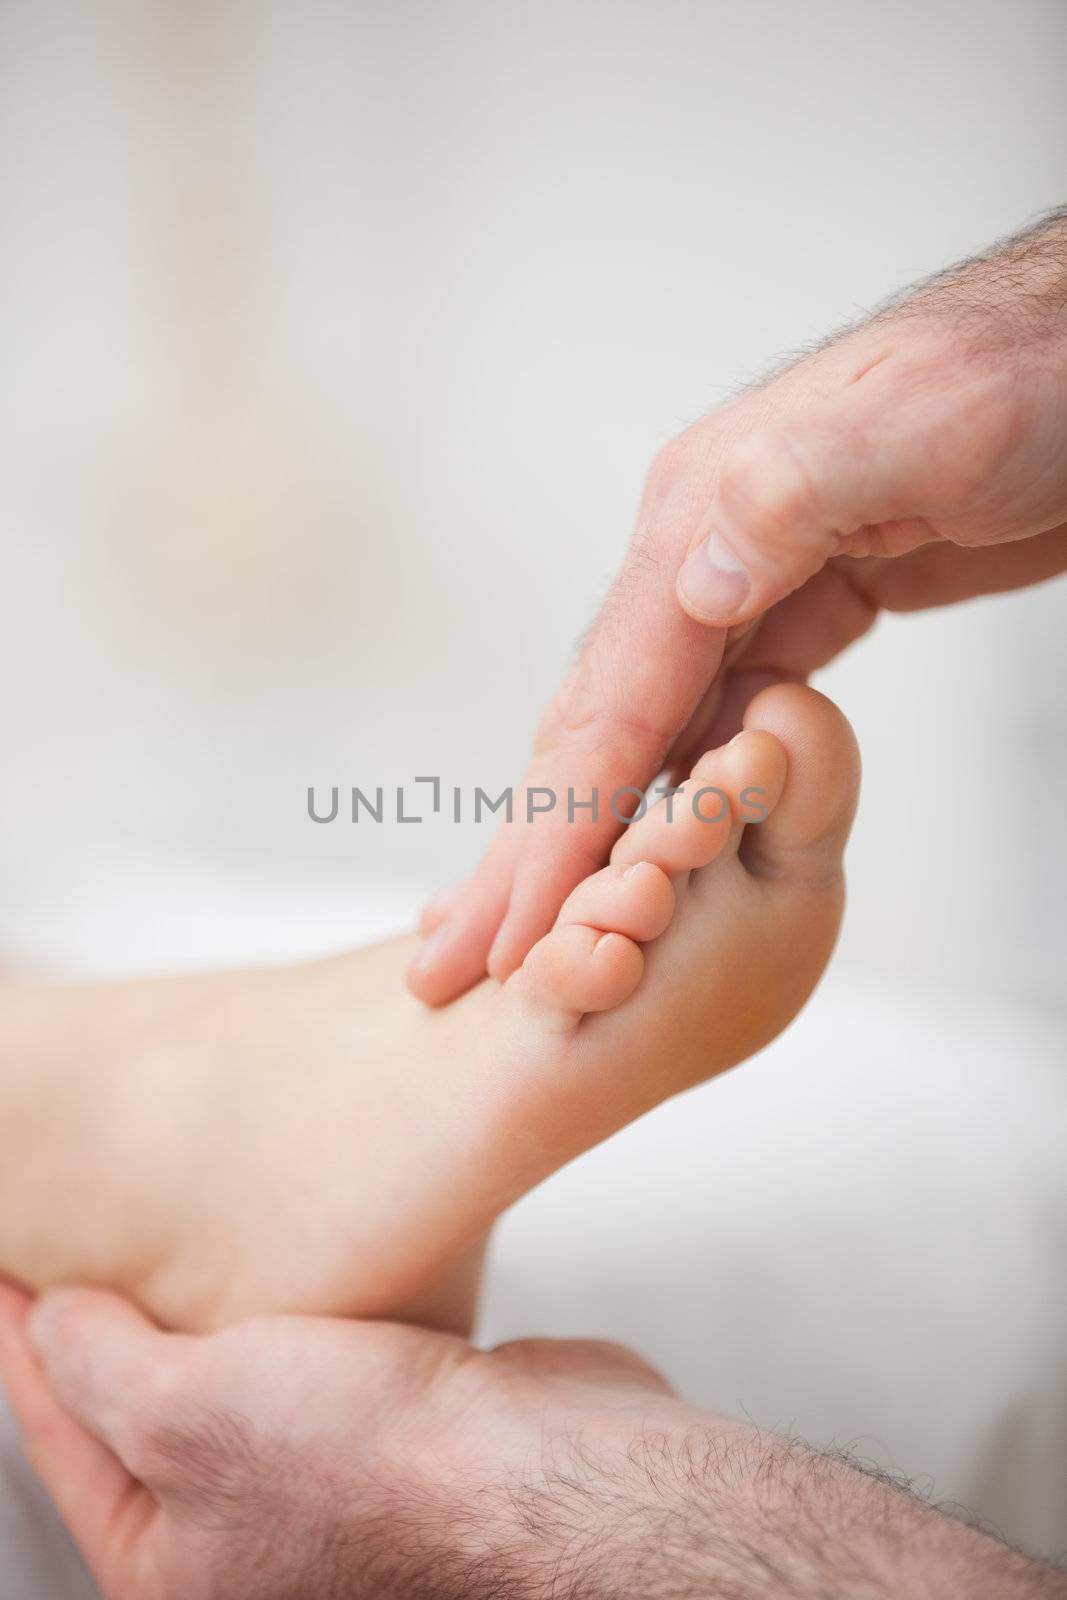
[403,1396,1067,1600]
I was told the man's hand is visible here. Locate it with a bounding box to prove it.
[2,1283,1065,1600]
[408,207,1067,1003]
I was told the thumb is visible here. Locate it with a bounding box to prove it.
[26,1287,184,1472]
[676,397,904,623]
[0,1283,157,1586]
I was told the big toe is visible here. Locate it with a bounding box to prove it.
[738,682,860,884]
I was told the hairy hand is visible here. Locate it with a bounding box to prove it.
[409,208,1067,1003]
[2,1283,1064,1600]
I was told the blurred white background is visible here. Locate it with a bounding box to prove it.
[1,0,1065,1583]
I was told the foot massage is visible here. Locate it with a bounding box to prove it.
[2,8,1066,1596]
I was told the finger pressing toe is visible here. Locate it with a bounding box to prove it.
[609,731,786,877]
[609,778,732,874]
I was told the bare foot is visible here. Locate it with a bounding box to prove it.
[0,683,858,1333]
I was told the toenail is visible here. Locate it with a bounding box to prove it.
[622,863,642,880]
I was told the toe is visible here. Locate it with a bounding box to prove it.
[512,924,645,1029]
[557,861,676,943]
[610,728,787,876]
[738,683,860,883]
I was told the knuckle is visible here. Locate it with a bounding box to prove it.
[642,416,726,516]
[489,1336,664,1391]
[486,1337,575,1389]
[539,666,676,756]
[561,698,670,748]
[717,426,822,551]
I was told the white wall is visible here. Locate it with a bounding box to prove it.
[1,0,1066,1570]
[1,0,1064,997]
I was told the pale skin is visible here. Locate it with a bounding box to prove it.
[1,213,1063,1598]
[407,207,1067,1006]
[0,681,857,1334]
[0,1282,1063,1600]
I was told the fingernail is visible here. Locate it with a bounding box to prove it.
[678,531,750,620]
[409,922,449,973]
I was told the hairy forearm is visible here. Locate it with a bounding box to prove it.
[876,203,1067,351]
[384,1419,1067,1600]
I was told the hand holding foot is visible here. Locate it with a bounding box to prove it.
[1,684,857,1335]
[1,1281,1060,1600]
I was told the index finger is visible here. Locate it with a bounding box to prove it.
[409,445,730,1000]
